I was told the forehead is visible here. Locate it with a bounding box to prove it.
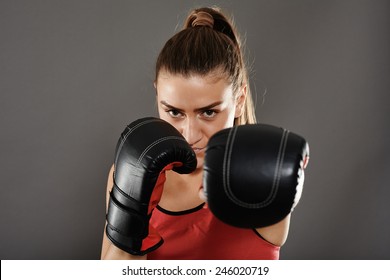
[156,73,234,107]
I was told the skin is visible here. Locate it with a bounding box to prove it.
[155,72,245,210]
[101,71,291,260]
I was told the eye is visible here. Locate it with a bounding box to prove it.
[201,110,217,119]
[167,109,184,118]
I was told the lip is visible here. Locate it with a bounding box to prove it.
[192,147,206,154]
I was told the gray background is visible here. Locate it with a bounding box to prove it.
[1,0,389,259]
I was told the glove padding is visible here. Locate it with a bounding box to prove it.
[203,124,309,228]
[106,117,197,255]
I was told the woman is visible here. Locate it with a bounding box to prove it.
[101,6,291,260]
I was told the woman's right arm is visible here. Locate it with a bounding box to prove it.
[100,164,146,260]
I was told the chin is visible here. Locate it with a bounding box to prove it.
[196,156,204,170]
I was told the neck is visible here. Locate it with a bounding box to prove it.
[159,168,205,211]
[166,168,203,188]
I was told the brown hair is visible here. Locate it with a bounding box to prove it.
[155,7,256,125]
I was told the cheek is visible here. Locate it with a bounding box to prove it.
[157,112,183,135]
[221,101,238,127]
[219,108,237,128]
[204,112,235,139]
[157,106,164,119]
[157,108,170,124]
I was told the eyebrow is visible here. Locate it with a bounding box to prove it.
[160,100,223,112]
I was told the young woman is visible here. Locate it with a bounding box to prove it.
[101,7,299,260]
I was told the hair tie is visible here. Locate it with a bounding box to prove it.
[192,11,214,28]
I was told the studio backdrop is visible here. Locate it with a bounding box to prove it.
[1,0,389,259]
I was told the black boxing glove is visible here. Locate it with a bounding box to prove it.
[106,117,197,255]
[203,124,309,228]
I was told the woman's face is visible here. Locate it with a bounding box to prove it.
[156,72,245,169]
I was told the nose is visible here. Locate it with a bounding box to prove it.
[180,117,202,146]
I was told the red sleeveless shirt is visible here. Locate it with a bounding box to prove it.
[148,203,280,260]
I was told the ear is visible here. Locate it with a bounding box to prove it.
[234,84,247,118]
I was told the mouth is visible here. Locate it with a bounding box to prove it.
[192,147,206,154]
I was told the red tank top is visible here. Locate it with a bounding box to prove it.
[148,203,280,260]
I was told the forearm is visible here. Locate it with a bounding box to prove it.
[102,244,146,260]
[101,230,146,260]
